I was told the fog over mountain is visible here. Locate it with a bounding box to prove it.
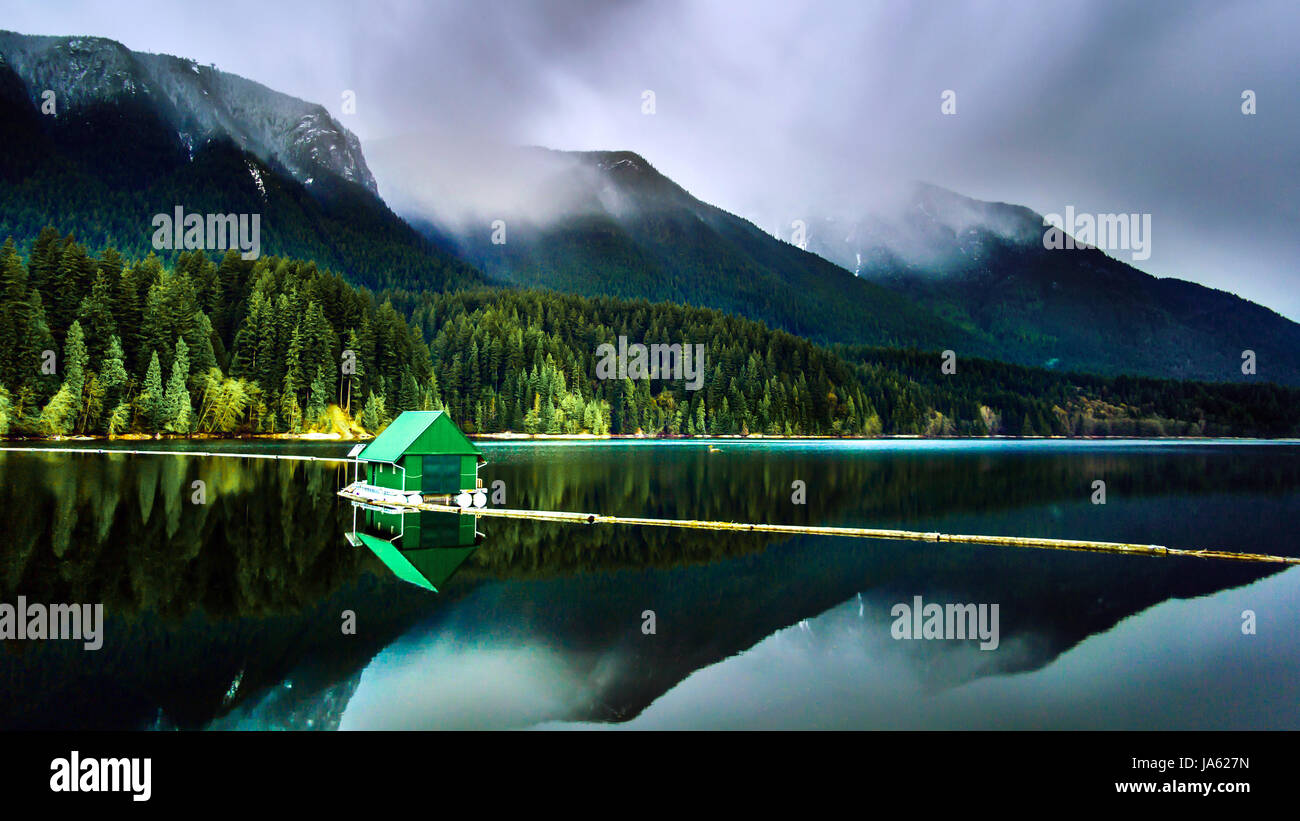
[366,135,1300,384]
[784,184,1045,276]
[364,131,1042,279]
[365,132,618,235]
[366,135,1039,273]
[0,0,1295,319]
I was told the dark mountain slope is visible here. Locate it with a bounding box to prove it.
[0,33,480,293]
[801,183,1300,385]
[368,139,982,352]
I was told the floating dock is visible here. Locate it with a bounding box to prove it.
[0,445,350,462]
[336,484,1300,566]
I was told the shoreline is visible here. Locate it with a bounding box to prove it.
[1,432,1295,444]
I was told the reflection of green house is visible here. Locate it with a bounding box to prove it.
[348,512,480,592]
[355,411,484,495]
[362,507,477,552]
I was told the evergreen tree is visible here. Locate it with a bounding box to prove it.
[37,383,77,436]
[306,365,329,430]
[62,321,90,433]
[360,390,386,432]
[0,385,11,435]
[76,271,117,364]
[139,350,165,433]
[0,238,36,392]
[163,337,191,434]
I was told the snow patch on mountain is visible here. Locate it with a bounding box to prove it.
[246,160,267,200]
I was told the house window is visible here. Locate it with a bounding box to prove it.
[421,455,460,493]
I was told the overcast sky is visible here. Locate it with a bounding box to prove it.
[4,0,1297,319]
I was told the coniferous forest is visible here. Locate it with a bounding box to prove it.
[2,227,1295,440]
[0,230,435,436]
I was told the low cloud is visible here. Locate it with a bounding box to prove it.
[3,0,1297,316]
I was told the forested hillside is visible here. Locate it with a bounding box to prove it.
[841,346,1300,437]
[400,289,885,436]
[396,289,1300,438]
[376,136,1300,386]
[0,231,437,436]
[2,229,1296,440]
[370,143,980,352]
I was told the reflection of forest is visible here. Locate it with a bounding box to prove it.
[462,445,1300,577]
[0,445,1295,729]
[0,454,363,619]
[0,452,463,729]
[3,447,1296,608]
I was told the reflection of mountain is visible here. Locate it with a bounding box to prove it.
[434,497,1282,724]
[1,443,1295,728]
[548,569,1300,729]
[460,443,1300,577]
[211,669,365,731]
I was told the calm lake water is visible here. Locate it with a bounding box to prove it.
[2,439,1298,730]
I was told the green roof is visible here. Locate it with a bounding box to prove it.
[356,410,481,463]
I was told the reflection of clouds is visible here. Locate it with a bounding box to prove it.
[535,568,1300,730]
[339,601,622,730]
[538,590,1040,730]
[342,645,587,730]
[748,591,1040,697]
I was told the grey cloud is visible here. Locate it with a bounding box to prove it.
[2,0,1296,317]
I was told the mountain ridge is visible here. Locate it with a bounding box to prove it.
[371,131,1299,384]
[367,136,984,354]
[3,30,1294,387]
[796,182,1300,384]
[0,31,480,295]
[0,30,377,195]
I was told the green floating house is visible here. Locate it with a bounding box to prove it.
[353,410,485,496]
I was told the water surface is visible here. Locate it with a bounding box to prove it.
[1,439,1296,730]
